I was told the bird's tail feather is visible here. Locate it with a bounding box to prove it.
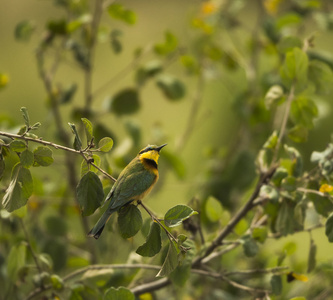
[88,208,116,239]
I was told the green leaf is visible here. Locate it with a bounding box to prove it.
[308,60,333,94]
[30,122,41,131]
[325,213,333,242]
[98,137,114,152]
[288,125,308,143]
[80,154,101,176]
[156,75,186,100]
[10,140,26,152]
[281,176,297,192]
[107,4,136,25]
[290,97,318,129]
[284,145,303,177]
[20,107,30,128]
[81,118,93,144]
[307,189,333,217]
[242,235,259,257]
[136,222,161,257]
[76,171,104,216]
[20,149,34,168]
[162,150,186,178]
[109,88,140,115]
[277,36,303,54]
[15,20,35,41]
[7,243,27,282]
[205,196,224,222]
[104,287,134,300]
[154,31,178,56]
[252,227,268,243]
[68,122,82,150]
[270,275,282,295]
[51,274,64,290]
[280,47,308,88]
[164,205,198,228]
[259,185,279,202]
[268,167,288,187]
[264,85,284,109]
[135,60,163,86]
[110,29,123,54]
[276,200,301,236]
[2,163,33,212]
[60,83,77,104]
[156,241,178,277]
[0,154,5,180]
[307,238,317,273]
[33,146,54,167]
[118,204,143,238]
[170,239,196,286]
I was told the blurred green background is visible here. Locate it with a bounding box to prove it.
[2,0,333,298]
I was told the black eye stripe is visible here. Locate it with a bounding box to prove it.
[139,147,153,154]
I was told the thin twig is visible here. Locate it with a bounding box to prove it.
[0,131,117,182]
[272,84,295,164]
[191,269,270,295]
[223,266,289,277]
[138,201,189,251]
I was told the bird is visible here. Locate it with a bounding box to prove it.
[88,143,167,239]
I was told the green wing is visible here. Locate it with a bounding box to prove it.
[108,158,157,209]
[88,157,156,239]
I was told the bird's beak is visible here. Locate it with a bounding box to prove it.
[156,143,167,152]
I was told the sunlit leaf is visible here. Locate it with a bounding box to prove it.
[107,4,136,25]
[20,107,30,128]
[81,118,93,143]
[68,122,82,150]
[80,154,101,176]
[164,205,198,228]
[2,163,33,212]
[154,31,178,56]
[104,287,134,300]
[265,85,284,109]
[205,196,223,222]
[98,137,113,152]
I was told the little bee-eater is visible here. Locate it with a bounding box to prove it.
[88,144,167,239]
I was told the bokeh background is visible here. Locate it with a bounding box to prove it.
[2,0,333,298]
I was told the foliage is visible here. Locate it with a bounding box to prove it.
[1,0,333,299]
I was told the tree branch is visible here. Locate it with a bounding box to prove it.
[0,130,116,182]
[192,165,277,267]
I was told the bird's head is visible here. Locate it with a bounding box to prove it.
[138,144,167,164]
